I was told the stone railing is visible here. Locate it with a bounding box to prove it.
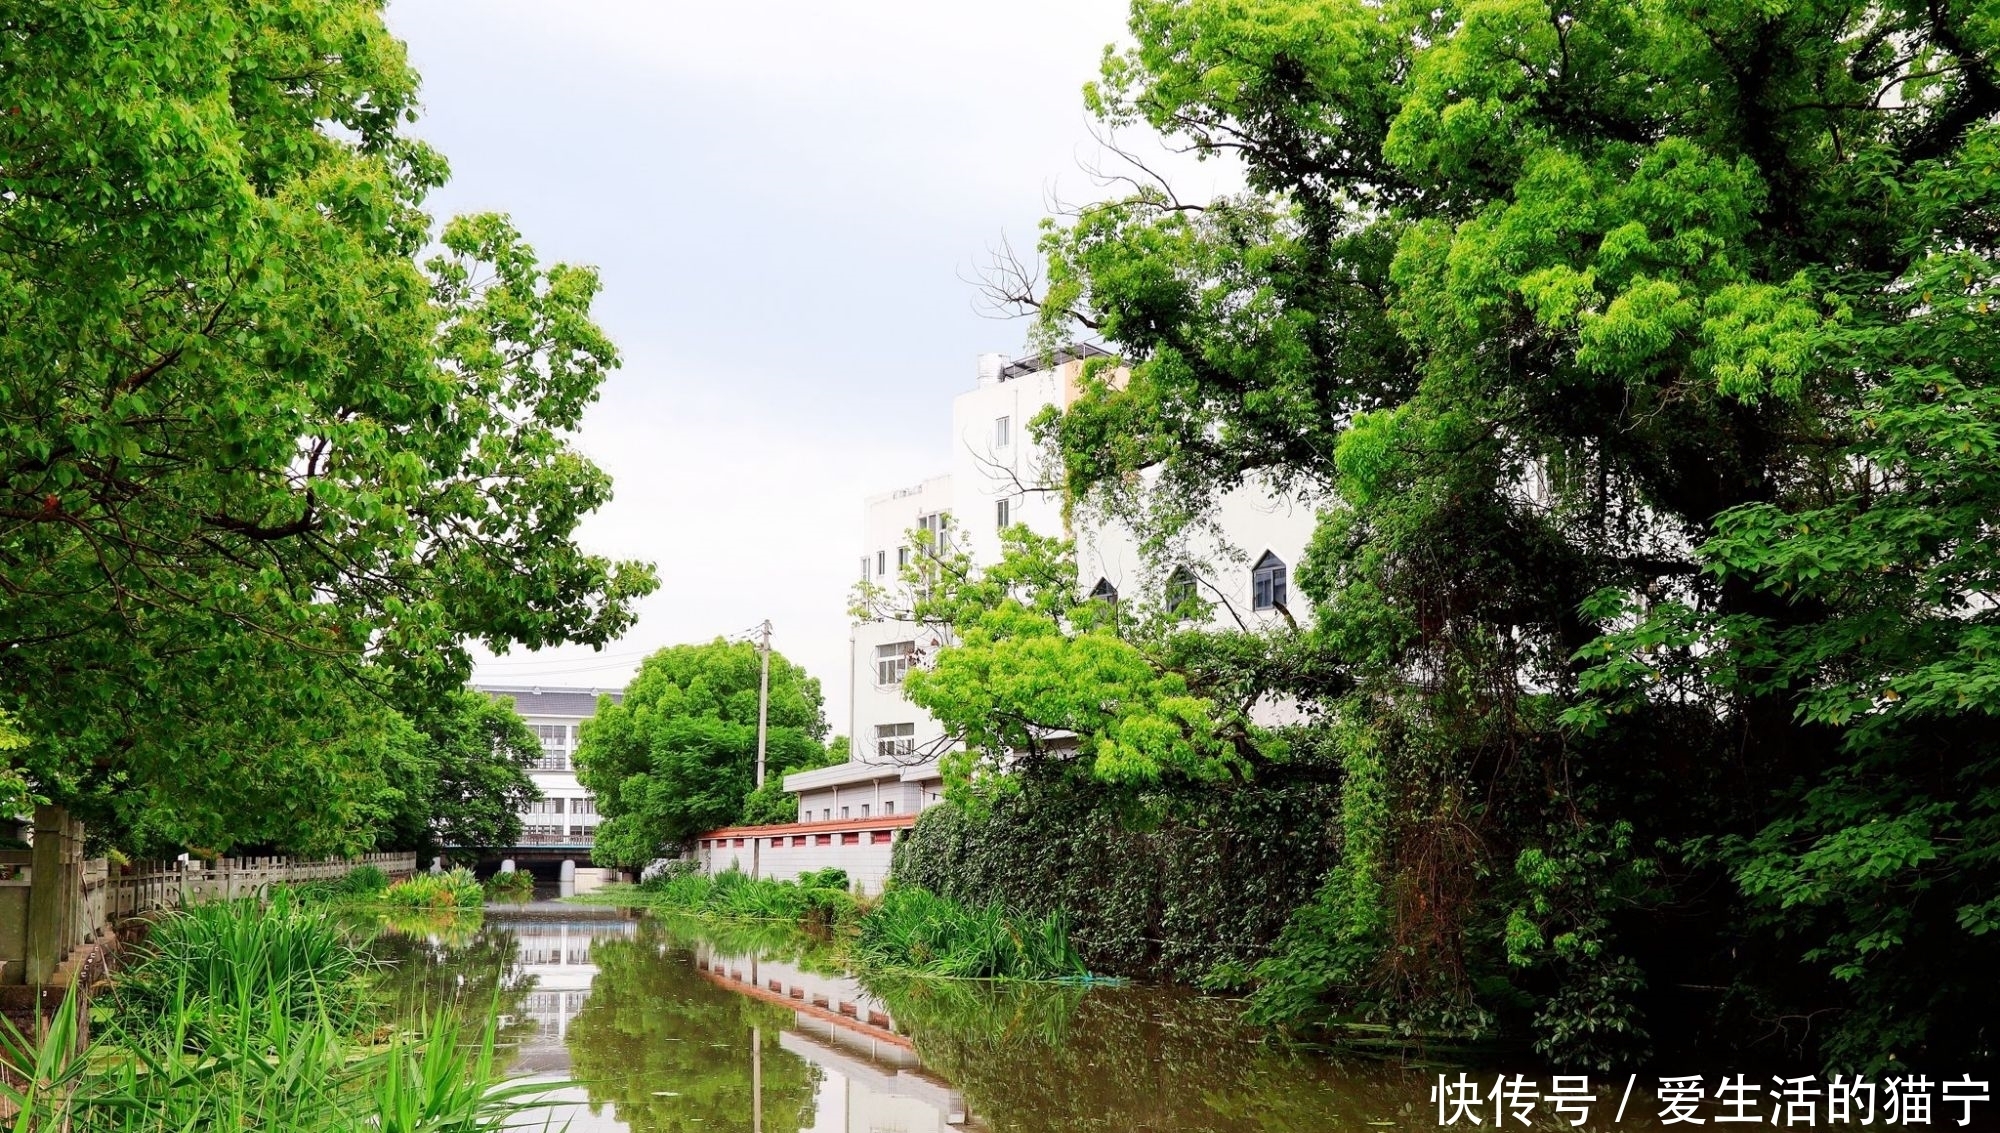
[0,804,418,987]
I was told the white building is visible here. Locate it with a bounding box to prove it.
[790,345,1322,824]
[477,685,621,852]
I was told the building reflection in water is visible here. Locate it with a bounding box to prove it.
[689,941,974,1131]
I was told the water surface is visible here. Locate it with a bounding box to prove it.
[369,904,1671,1132]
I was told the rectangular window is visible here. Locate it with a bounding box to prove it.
[897,546,910,569]
[884,800,896,815]
[995,415,1011,448]
[875,641,914,686]
[816,834,832,846]
[840,806,850,819]
[876,550,886,576]
[530,724,569,771]
[822,808,832,821]
[573,797,595,816]
[871,830,893,844]
[996,498,1010,529]
[860,803,870,817]
[875,722,916,760]
[842,832,861,845]
[552,798,564,814]
[860,556,870,581]
[733,837,745,847]
[792,836,807,847]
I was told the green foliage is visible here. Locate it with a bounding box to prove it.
[576,641,833,867]
[854,887,1088,981]
[481,870,535,904]
[938,0,2000,1068]
[894,771,1340,981]
[0,0,656,856]
[107,896,370,1044]
[339,865,390,898]
[373,690,543,855]
[621,867,858,927]
[382,868,484,911]
[5,973,538,1133]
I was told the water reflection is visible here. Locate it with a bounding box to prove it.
[371,909,1673,1133]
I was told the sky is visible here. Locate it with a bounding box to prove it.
[379,0,1195,734]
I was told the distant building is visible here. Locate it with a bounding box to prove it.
[476,685,621,852]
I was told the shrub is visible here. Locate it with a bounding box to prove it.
[382,867,483,910]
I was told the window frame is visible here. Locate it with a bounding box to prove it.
[1251,551,1288,611]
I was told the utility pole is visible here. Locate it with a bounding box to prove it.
[755,619,772,789]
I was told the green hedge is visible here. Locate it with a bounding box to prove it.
[891,775,1340,983]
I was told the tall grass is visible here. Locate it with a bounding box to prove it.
[0,902,546,1133]
[855,887,1087,981]
[108,893,371,1042]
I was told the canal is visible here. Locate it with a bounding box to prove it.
[368,902,1672,1132]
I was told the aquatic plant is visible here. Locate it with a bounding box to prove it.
[107,893,371,1043]
[382,867,483,910]
[481,869,535,904]
[0,983,545,1133]
[1,896,546,1132]
[854,887,1087,981]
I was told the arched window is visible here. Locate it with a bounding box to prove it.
[1251,551,1287,611]
[1088,577,1119,603]
[1165,566,1198,617]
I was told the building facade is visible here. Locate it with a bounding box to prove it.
[476,685,621,853]
[784,345,1323,829]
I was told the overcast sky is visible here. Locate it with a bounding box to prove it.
[384,1,1214,734]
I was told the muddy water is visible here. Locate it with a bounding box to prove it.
[368,904,1672,1132]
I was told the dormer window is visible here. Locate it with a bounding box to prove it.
[1251,552,1288,611]
[1089,578,1118,604]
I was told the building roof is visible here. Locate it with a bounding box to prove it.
[475,684,622,719]
[783,758,944,792]
[998,342,1112,381]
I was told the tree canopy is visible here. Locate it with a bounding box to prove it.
[903,0,2000,1069]
[576,641,833,868]
[374,689,544,860]
[0,1,655,851]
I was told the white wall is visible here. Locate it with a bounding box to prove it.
[696,826,904,894]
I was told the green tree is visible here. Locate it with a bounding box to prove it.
[375,689,543,858]
[911,0,2000,1067]
[0,1,656,851]
[577,641,831,868]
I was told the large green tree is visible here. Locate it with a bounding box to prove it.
[374,688,543,859]
[905,0,2000,1068]
[0,2,655,850]
[577,641,831,868]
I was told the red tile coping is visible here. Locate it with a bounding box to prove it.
[697,813,917,842]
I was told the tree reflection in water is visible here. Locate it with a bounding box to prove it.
[565,919,818,1133]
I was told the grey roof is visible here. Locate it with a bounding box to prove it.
[475,684,622,719]
[998,342,1111,381]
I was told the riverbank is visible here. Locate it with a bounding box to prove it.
[0,896,536,1132]
[567,868,1094,981]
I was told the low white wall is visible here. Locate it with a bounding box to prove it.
[694,821,909,894]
